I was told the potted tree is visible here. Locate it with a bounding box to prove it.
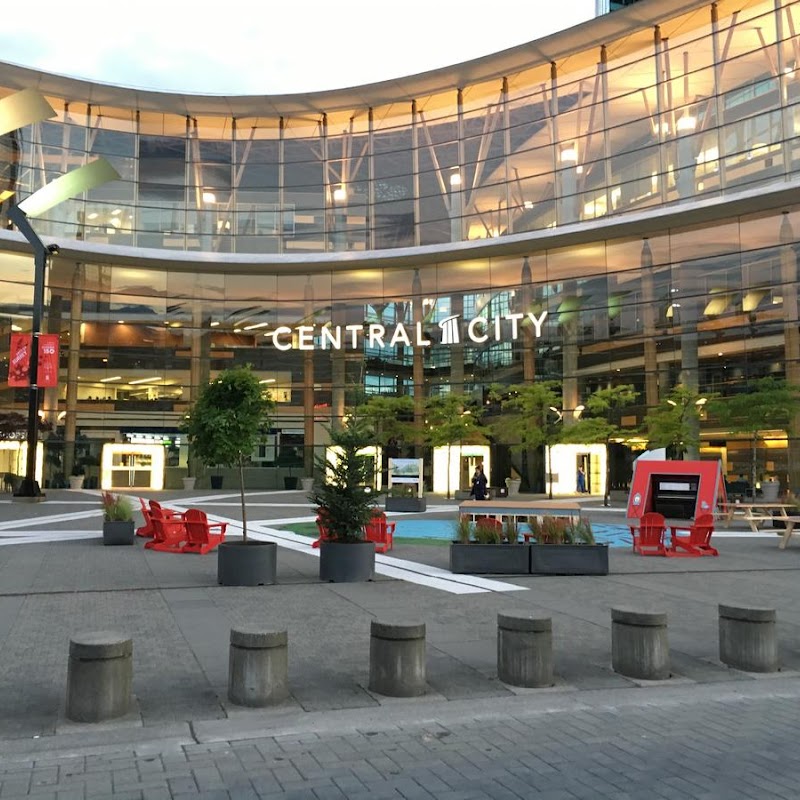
[311,415,377,582]
[69,462,85,490]
[101,491,135,545]
[182,366,276,586]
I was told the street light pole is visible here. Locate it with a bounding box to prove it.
[8,204,51,498]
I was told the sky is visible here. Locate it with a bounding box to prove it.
[0,0,598,95]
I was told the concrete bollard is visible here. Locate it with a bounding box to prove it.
[66,631,132,722]
[228,627,289,707]
[368,621,426,697]
[611,608,670,680]
[719,604,779,673]
[497,613,553,687]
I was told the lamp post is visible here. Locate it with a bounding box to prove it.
[6,158,120,498]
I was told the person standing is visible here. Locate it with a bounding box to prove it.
[576,466,586,493]
[470,464,488,500]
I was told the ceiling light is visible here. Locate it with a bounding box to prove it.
[202,191,217,204]
[243,321,269,330]
[259,378,276,384]
[209,321,220,327]
[129,377,161,385]
[100,376,121,383]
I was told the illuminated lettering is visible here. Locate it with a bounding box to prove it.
[271,326,293,351]
[320,325,341,350]
[297,325,314,350]
[467,317,488,343]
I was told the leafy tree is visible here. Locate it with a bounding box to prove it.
[642,384,709,460]
[182,366,275,541]
[424,394,486,499]
[707,377,800,489]
[560,384,638,506]
[310,414,376,542]
[488,381,562,498]
[359,395,415,447]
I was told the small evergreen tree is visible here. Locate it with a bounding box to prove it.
[182,366,274,541]
[311,415,376,542]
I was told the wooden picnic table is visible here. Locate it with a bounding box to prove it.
[717,502,795,532]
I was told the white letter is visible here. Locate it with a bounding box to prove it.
[527,311,548,337]
[320,325,341,350]
[506,313,523,339]
[415,322,431,347]
[389,324,411,347]
[494,315,502,341]
[467,317,488,343]
[271,326,292,351]
[297,325,314,350]
[345,324,362,349]
[368,324,386,349]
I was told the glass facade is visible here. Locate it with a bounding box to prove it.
[1,0,800,492]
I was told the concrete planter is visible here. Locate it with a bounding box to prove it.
[102,520,135,546]
[530,544,609,575]
[182,477,196,490]
[217,540,277,586]
[449,542,530,574]
[761,479,780,502]
[319,540,375,582]
[505,478,522,497]
[69,475,85,490]
[300,477,314,493]
[385,496,426,513]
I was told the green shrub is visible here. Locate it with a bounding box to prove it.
[453,514,472,543]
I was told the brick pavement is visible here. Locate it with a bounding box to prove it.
[1,490,800,797]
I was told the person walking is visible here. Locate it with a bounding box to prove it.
[470,464,488,500]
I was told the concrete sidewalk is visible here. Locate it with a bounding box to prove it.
[2,489,800,798]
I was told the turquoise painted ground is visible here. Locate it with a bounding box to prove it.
[394,519,631,547]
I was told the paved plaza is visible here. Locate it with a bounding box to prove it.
[2,489,800,798]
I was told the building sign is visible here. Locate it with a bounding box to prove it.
[264,311,548,351]
[7,333,59,387]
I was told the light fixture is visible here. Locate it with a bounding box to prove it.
[11,324,21,331]
[202,190,217,205]
[243,321,270,330]
[560,145,578,164]
[676,112,697,133]
[332,186,347,202]
[129,377,161,385]
[667,399,677,407]
[259,378,276,384]
[573,404,585,420]
[117,320,125,324]
[209,320,220,327]
[99,376,122,383]
[449,171,462,187]
[695,397,707,406]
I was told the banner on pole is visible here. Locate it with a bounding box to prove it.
[7,333,59,387]
[8,333,30,386]
[37,334,59,387]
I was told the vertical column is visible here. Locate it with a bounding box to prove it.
[780,213,800,492]
[63,263,84,479]
[640,239,660,407]
[502,77,512,235]
[303,277,315,477]
[711,3,728,191]
[367,107,375,251]
[278,117,285,255]
[412,269,425,460]
[411,100,420,247]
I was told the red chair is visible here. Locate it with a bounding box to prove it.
[135,497,155,538]
[182,509,227,554]
[145,500,187,552]
[669,513,718,557]
[364,510,396,554]
[311,511,332,548]
[633,512,668,556]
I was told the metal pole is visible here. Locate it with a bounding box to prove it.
[8,204,48,498]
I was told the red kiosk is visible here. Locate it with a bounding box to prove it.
[626,459,728,523]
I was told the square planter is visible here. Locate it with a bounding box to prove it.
[449,542,530,574]
[529,544,609,575]
[102,520,135,546]
[385,496,426,513]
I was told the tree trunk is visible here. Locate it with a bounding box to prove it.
[238,453,248,541]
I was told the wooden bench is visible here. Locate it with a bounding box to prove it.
[458,500,580,528]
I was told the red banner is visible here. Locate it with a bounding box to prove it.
[37,334,59,387]
[7,333,59,388]
[8,333,30,387]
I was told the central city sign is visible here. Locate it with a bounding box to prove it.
[264,311,549,351]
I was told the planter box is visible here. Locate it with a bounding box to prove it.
[319,540,375,582]
[449,542,530,574]
[530,544,609,576]
[218,540,277,586]
[385,496,426,513]
[284,476,299,490]
[102,520,135,546]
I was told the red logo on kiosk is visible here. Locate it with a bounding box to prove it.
[7,333,59,388]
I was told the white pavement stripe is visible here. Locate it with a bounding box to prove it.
[0,529,100,538]
[0,509,103,530]
[0,532,100,546]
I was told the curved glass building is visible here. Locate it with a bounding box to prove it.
[2,0,799,493]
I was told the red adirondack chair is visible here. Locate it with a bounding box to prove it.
[669,513,718,557]
[145,500,187,552]
[364,510,395,554]
[135,497,155,538]
[632,512,668,556]
[182,508,227,555]
[311,510,332,548]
